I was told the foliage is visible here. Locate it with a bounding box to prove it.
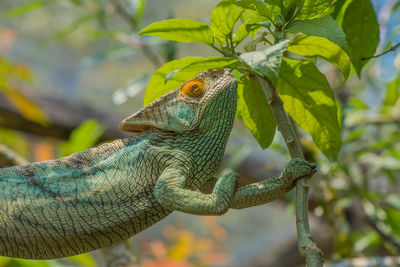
[58,120,105,157]
[315,92,400,258]
[237,75,275,149]
[139,0,377,160]
[140,217,230,267]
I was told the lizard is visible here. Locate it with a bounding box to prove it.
[0,69,316,259]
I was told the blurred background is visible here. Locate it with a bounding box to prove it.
[0,0,400,266]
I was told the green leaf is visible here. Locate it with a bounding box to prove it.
[384,75,400,106]
[140,19,214,45]
[58,120,105,157]
[6,1,44,17]
[49,14,96,41]
[354,230,381,252]
[386,194,400,210]
[333,0,352,26]
[170,57,241,83]
[341,0,379,76]
[349,97,369,110]
[67,253,97,267]
[233,13,268,45]
[386,208,400,235]
[237,76,276,148]
[285,0,306,22]
[132,0,146,25]
[144,56,240,105]
[143,57,204,105]
[287,15,349,53]
[344,128,366,143]
[296,0,334,19]
[277,58,341,160]
[331,0,347,19]
[0,127,30,159]
[240,39,289,82]
[210,0,244,45]
[236,0,274,20]
[288,34,350,80]
[2,258,50,267]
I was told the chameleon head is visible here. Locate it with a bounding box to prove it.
[119,69,238,133]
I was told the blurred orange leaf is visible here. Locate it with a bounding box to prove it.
[33,139,56,161]
[149,241,167,260]
[1,86,48,125]
[142,259,192,267]
[0,56,47,124]
[195,238,216,253]
[0,28,17,53]
[209,223,227,240]
[201,252,230,266]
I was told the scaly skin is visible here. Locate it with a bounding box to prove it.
[0,70,316,259]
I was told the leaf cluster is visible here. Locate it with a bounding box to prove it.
[139,0,380,160]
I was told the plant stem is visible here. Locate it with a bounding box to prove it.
[253,75,324,267]
[109,0,162,69]
[361,41,400,60]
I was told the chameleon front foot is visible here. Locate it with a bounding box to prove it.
[230,159,317,209]
[282,158,317,185]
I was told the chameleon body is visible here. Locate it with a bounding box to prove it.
[0,70,316,259]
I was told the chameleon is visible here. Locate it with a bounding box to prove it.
[0,69,316,259]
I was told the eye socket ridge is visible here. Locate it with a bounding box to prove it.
[180,79,205,97]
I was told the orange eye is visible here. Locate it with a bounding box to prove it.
[180,79,205,97]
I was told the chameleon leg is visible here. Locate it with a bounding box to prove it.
[154,167,238,215]
[198,177,218,194]
[230,158,317,209]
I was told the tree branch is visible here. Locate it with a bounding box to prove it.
[110,0,137,29]
[252,75,324,266]
[109,0,162,69]
[115,32,162,69]
[367,214,400,251]
[0,93,125,140]
[361,42,400,60]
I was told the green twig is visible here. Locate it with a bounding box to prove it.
[109,0,161,69]
[361,42,400,60]
[211,44,229,57]
[253,75,324,267]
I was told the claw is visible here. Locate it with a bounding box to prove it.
[310,162,318,171]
